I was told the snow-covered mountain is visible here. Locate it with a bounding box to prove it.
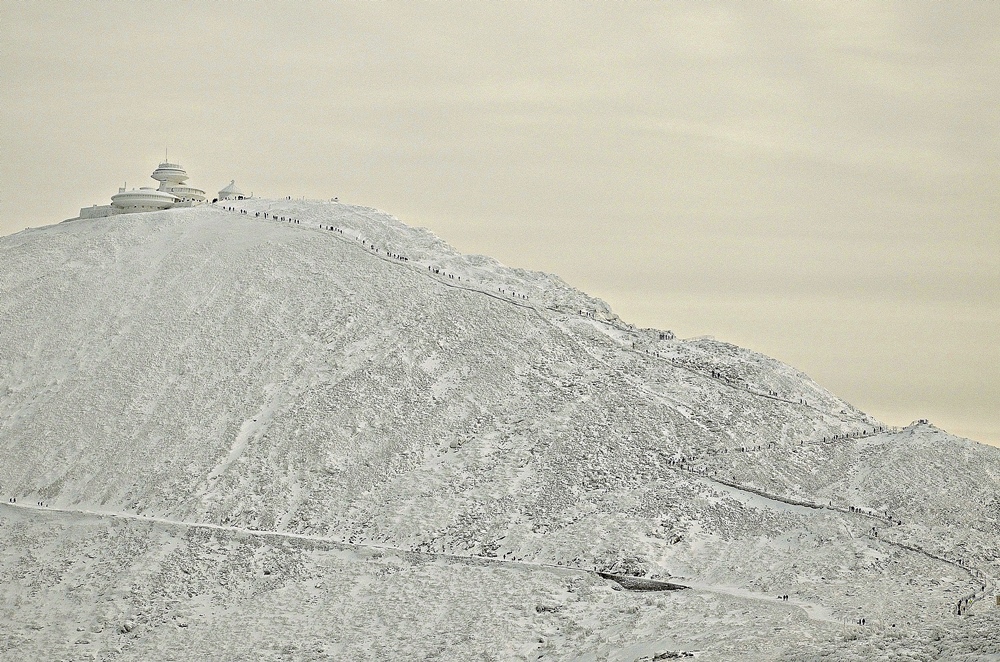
[0,199,997,661]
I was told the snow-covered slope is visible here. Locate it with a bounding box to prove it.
[1,199,997,661]
[0,201,866,535]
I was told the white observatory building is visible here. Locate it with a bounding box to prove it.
[77,160,230,220]
[107,186,178,214]
[151,162,206,204]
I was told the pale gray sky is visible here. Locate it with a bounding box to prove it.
[1,1,997,445]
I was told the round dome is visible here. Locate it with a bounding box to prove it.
[151,162,189,185]
[219,180,245,199]
[111,187,178,211]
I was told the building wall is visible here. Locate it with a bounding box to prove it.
[78,205,117,220]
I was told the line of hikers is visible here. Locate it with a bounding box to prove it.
[222,205,544,304]
[5,498,48,507]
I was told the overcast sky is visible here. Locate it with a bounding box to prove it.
[1,1,997,445]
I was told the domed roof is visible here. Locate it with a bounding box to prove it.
[219,180,244,195]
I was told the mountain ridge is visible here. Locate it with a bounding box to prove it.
[1,199,998,660]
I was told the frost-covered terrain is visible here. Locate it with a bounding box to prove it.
[0,199,998,661]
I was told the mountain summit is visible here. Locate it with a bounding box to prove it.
[1,200,997,660]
